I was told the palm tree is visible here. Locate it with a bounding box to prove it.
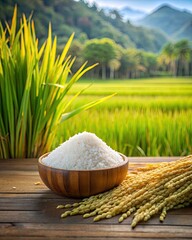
[160,42,176,75]
[174,40,191,76]
[137,52,157,76]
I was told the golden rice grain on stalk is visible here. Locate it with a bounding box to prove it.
[59,155,192,228]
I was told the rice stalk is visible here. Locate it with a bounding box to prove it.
[0,7,112,158]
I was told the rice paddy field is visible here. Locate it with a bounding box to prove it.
[54,77,192,156]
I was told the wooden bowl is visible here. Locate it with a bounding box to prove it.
[38,152,129,198]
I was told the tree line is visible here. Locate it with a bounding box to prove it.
[66,38,192,79]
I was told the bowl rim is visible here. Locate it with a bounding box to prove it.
[38,152,129,172]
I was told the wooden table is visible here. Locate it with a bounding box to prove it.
[0,157,192,239]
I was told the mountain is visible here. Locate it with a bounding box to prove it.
[119,7,146,21]
[173,20,192,40]
[0,0,168,52]
[137,4,192,41]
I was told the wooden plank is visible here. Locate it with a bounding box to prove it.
[0,159,38,172]
[0,238,174,240]
[0,238,175,240]
[0,198,78,211]
[0,238,176,240]
[0,174,47,193]
[0,193,64,199]
[1,224,192,239]
[0,223,12,228]
[1,225,192,238]
[14,223,192,233]
[0,165,38,171]
[0,209,192,225]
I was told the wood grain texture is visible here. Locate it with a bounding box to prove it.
[38,152,129,197]
[0,157,191,239]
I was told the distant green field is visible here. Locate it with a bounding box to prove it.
[54,77,192,156]
[69,77,192,96]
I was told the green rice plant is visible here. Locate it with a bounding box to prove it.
[0,7,113,159]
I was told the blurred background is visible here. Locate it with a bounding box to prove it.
[1,0,192,78]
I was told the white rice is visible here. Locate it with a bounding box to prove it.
[42,132,124,170]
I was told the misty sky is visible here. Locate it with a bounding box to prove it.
[86,0,192,13]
